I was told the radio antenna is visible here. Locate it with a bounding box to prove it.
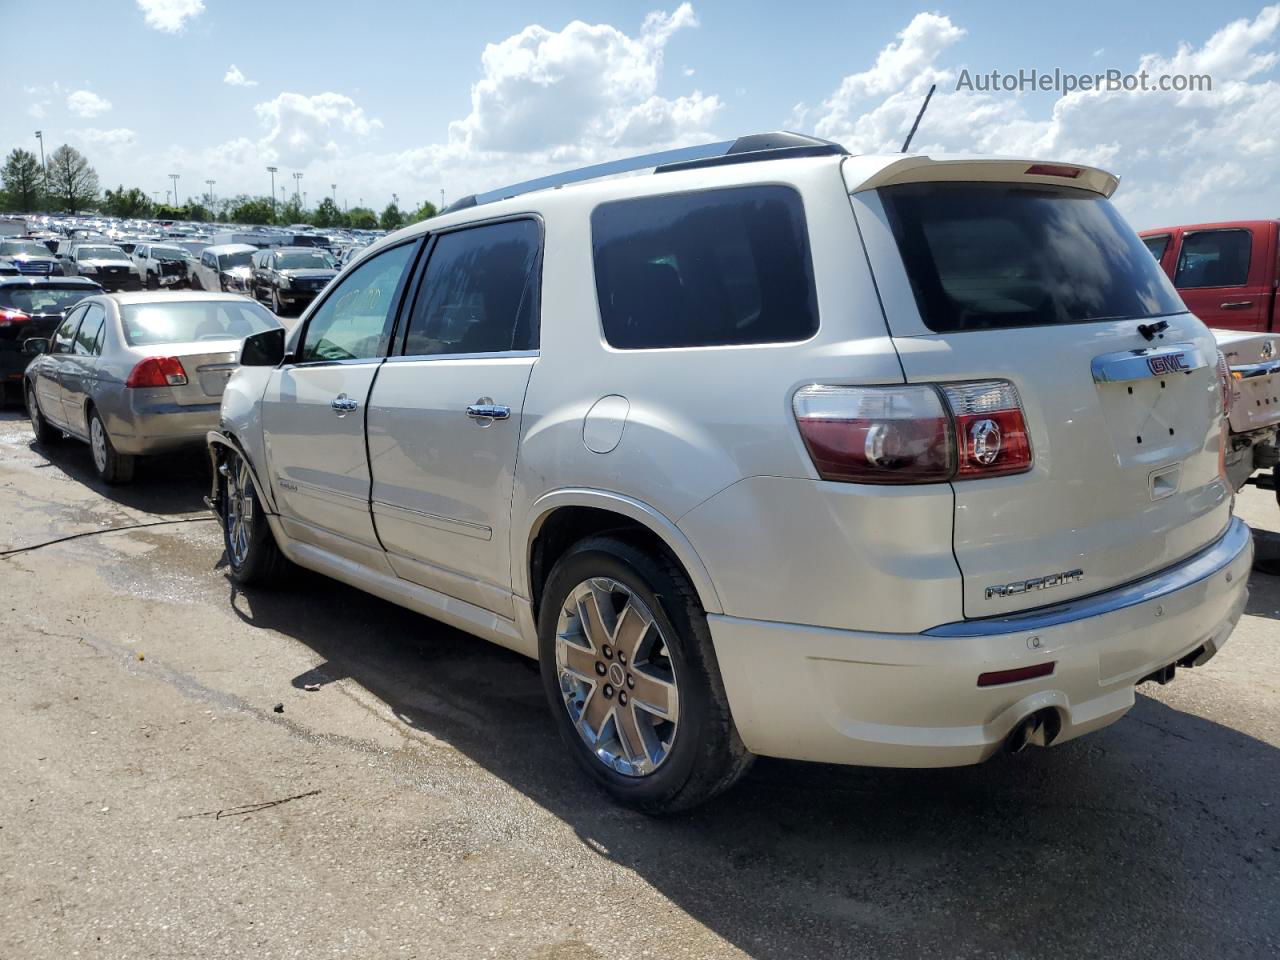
[901,83,936,153]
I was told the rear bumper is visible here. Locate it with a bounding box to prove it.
[709,518,1253,767]
[107,396,222,455]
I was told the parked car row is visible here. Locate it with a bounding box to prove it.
[14,134,1265,813]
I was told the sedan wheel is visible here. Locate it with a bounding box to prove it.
[25,386,59,445]
[271,287,284,315]
[88,410,134,484]
[555,577,681,777]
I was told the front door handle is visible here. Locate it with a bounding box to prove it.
[1220,301,1254,310]
[466,398,511,422]
[330,393,359,415]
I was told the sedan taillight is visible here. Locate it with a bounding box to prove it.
[126,356,189,388]
[793,380,1032,485]
[0,308,30,328]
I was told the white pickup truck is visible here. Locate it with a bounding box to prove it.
[1214,329,1280,504]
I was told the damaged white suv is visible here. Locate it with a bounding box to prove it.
[209,132,1252,812]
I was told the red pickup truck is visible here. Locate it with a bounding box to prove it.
[1139,220,1279,502]
[1139,220,1277,332]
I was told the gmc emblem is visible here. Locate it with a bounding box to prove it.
[1147,353,1190,375]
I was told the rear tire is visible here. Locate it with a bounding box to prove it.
[220,447,287,586]
[25,385,60,446]
[270,287,284,316]
[538,536,752,814]
[145,271,158,290]
[88,409,134,484]
[189,274,202,291]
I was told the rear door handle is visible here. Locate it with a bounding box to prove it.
[330,393,359,414]
[466,398,510,422]
[1220,301,1254,310]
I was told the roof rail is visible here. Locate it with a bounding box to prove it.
[442,131,847,214]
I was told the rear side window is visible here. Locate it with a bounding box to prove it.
[401,219,541,357]
[73,304,106,355]
[879,183,1183,332]
[1142,235,1170,261]
[1174,229,1251,288]
[592,185,818,349]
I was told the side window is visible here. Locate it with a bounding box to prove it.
[592,185,818,349]
[298,242,416,363]
[1174,229,1252,288]
[73,304,106,356]
[51,307,85,354]
[1142,235,1170,261]
[202,252,215,269]
[401,219,541,357]
[136,246,147,259]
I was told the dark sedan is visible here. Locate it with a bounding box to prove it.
[249,247,337,316]
[0,276,103,403]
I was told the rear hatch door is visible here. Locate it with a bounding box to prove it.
[850,162,1232,618]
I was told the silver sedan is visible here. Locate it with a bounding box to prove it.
[22,292,282,483]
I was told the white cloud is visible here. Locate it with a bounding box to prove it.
[807,6,1280,227]
[69,128,138,156]
[67,90,112,118]
[253,92,382,167]
[223,65,258,87]
[136,0,204,33]
[448,3,715,153]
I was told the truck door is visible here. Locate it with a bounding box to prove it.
[1171,226,1269,332]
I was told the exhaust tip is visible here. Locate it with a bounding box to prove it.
[1005,708,1062,754]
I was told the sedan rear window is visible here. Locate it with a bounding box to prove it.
[120,300,279,346]
[0,286,97,314]
[592,185,818,349]
[879,183,1184,332]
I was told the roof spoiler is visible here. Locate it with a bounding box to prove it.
[848,155,1120,198]
[443,131,848,214]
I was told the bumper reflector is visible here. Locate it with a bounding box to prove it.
[977,661,1056,687]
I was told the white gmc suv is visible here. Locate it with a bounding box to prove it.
[208,133,1253,812]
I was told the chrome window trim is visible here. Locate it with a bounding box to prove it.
[925,517,1251,637]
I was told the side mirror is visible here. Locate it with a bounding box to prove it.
[22,338,49,356]
[240,327,286,366]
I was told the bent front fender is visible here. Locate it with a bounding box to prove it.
[206,430,279,519]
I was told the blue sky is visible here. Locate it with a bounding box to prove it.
[4,1,1279,227]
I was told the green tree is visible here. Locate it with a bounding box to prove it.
[1,148,43,212]
[277,198,306,225]
[186,201,211,222]
[102,185,154,218]
[226,195,276,225]
[379,202,405,231]
[312,196,345,228]
[408,199,438,223]
[346,207,378,229]
[46,144,99,215]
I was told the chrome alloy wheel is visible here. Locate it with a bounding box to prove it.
[90,415,108,473]
[555,577,680,777]
[27,389,43,434]
[222,454,255,567]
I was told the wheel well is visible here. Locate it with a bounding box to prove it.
[529,506,680,617]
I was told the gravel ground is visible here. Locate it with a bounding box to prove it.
[1,407,1277,960]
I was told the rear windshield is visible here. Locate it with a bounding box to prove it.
[592,185,818,349]
[120,300,278,346]
[879,183,1184,332]
[0,287,95,314]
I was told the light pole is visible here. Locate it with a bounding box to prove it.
[440,188,445,211]
[205,179,215,207]
[330,183,337,205]
[266,165,278,217]
[34,131,47,209]
[168,173,180,209]
[292,171,303,205]
[302,191,307,210]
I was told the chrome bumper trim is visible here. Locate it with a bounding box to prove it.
[925,517,1252,637]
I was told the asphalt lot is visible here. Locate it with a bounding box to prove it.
[1,407,1277,960]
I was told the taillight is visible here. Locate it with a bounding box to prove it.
[940,380,1033,479]
[126,356,188,388]
[793,379,1032,485]
[1215,350,1234,417]
[1025,163,1081,179]
[0,308,29,328]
